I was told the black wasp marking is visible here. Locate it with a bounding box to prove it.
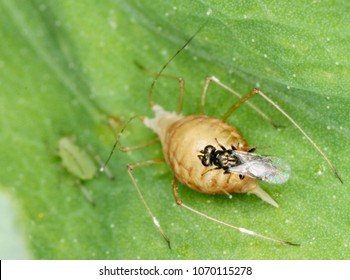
[198,139,255,179]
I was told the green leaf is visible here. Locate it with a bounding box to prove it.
[1,0,349,259]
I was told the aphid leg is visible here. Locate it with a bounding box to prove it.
[200,76,280,128]
[172,177,298,246]
[135,62,185,114]
[121,137,159,152]
[100,115,159,172]
[222,88,260,121]
[151,75,185,114]
[77,180,95,206]
[128,159,171,248]
[219,188,233,199]
[257,90,342,183]
[117,116,159,152]
[205,77,342,183]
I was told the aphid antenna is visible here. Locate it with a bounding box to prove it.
[102,22,207,172]
[134,61,182,80]
[148,23,207,108]
[86,144,115,180]
[100,115,141,172]
[100,115,160,172]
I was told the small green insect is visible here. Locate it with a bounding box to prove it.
[57,137,113,204]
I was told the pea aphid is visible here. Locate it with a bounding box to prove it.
[102,27,341,248]
[58,137,113,204]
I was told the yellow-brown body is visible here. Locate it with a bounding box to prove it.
[144,105,277,206]
[164,115,257,194]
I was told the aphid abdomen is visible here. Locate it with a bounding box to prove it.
[144,105,256,193]
[144,105,278,206]
[165,114,259,194]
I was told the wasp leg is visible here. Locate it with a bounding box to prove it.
[127,159,171,249]
[172,177,298,246]
[214,138,227,150]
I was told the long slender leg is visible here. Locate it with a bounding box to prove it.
[257,90,342,183]
[221,88,260,121]
[203,77,342,183]
[172,177,298,246]
[200,76,280,127]
[100,115,159,172]
[135,62,185,114]
[117,116,159,152]
[128,159,171,248]
[77,181,95,206]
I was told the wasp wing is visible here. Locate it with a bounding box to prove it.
[227,151,291,184]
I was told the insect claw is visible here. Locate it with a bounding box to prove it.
[272,122,285,129]
[133,60,146,71]
[247,147,256,153]
[165,238,172,249]
[284,241,300,246]
[334,170,343,184]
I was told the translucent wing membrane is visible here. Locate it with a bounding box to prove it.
[227,151,291,184]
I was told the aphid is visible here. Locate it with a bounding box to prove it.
[198,138,291,185]
[102,26,342,248]
[58,137,113,204]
